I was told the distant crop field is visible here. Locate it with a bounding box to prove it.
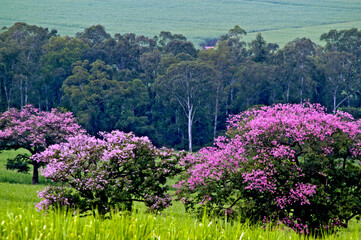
[1,0,361,46]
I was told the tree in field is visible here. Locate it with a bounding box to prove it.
[33,130,184,215]
[155,61,216,152]
[0,105,84,184]
[175,103,361,235]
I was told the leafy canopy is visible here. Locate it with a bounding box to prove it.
[175,103,361,235]
[0,105,84,184]
[34,130,185,215]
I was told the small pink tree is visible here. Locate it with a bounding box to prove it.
[0,105,84,184]
[175,103,361,235]
[33,130,184,215]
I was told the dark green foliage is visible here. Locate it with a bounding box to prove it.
[339,107,361,119]
[1,23,361,150]
[6,153,30,173]
[320,28,361,56]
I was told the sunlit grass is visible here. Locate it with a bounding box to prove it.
[0,149,49,185]
[1,206,360,240]
[0,182,45,216]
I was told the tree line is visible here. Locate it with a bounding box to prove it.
[1,22,361,151]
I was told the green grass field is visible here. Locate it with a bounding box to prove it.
[1,0,361,47]
[1,150,361,239]
[0,149,48,185]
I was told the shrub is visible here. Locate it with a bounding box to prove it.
[33,130,184,215]
[175,103,361,235]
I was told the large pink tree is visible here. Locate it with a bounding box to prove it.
[175,103,361,235]
[0,105,84,184]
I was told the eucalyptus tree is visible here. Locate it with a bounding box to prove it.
[321,51,360,113]
[40,36,89,110]
[62,60,124,134]
[62,60,150,136]
[76,24,111,47]
[0,22,55,110]
[321,28,361,57]
[276,38,317,104]
[140,49,162,85]
[164,40,198,58]
[155,61,216,152]
[198,44,236,139]
[111,33,156,72]
[155,31,187,51]
[248,33,279,63]
[232,60,277,111]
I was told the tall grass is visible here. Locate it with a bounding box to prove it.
[1,207,360,240]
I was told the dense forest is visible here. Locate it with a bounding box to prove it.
[1,22,361,151]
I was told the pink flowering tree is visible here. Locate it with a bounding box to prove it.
[0,105,84,184]
[174,103,361,235]
[33,130,184,215]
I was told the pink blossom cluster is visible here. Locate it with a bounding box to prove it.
[175,103,361,234]
[242,169,276,193]
[34,130,183,214]
[0,105,84,153]
[144,194,172,211]
[35,187,72,211]
[282,217,310,235]
[275,183,316,209]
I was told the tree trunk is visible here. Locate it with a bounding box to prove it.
[300,76,304,104]
[213,86,219,139]
[333,89,337,114]
[5,84,11,110]
[286,82,290,102]
[25,76,28,106]
[0,76,7,111]
[32,160,39,185]
[20,77,23,109]
[188,107,193,152]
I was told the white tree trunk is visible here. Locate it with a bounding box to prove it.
[188,109,192,152]
[213,86,219,139]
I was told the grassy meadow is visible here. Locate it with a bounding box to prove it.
[0,150,361,239]
[1,0,361,46]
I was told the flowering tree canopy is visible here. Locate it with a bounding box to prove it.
[175,103,361,235]
[0,105,84,184]
[33,130,184,215]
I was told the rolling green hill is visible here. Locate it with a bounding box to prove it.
[1,0,361,46]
